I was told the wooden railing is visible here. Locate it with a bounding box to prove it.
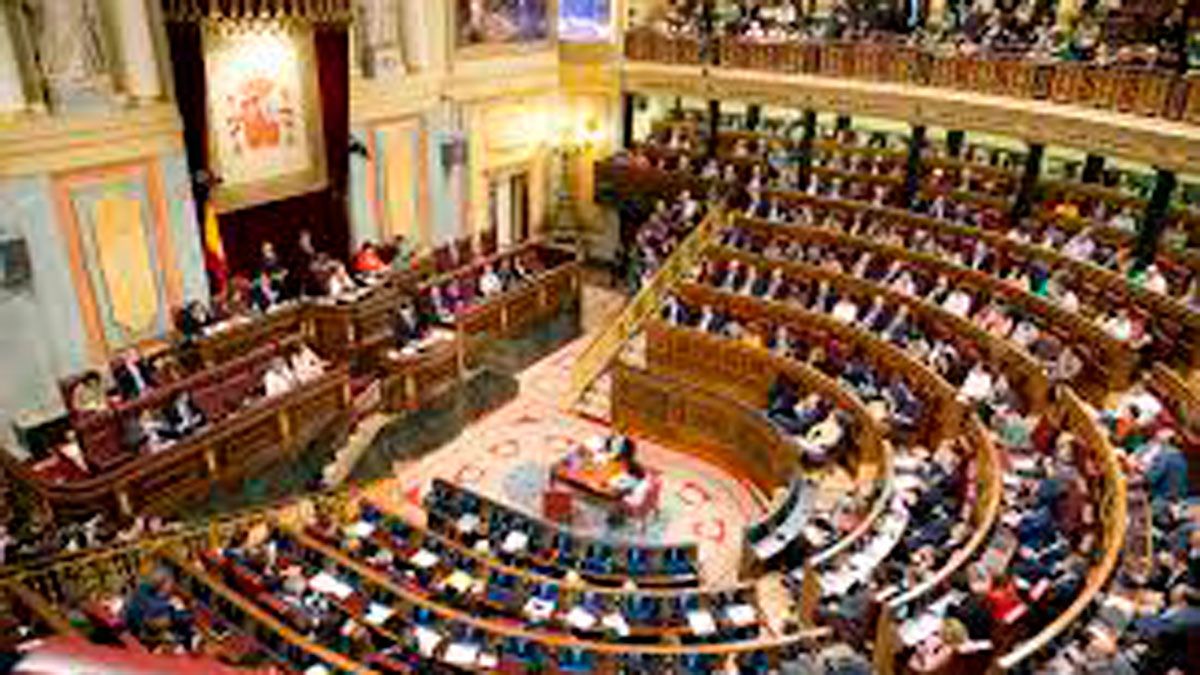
[674,281,964,446]
[565,209,724,408]
[642,319,886,473]
[611,360,798,497]
[997,387,1128,668]
[625,29,1200,124]
[0,368,352,523]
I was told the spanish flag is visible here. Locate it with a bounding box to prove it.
[203,201,228,295]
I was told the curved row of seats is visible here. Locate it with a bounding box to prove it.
[639,117,1200,293]
[646,122,1139,665]
[631,123,1200,381]
[609,110,1159,670]
[685,225,1129,670]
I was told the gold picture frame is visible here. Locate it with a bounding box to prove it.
[452,0,559,59]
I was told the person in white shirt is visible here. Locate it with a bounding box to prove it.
[1143,264,1169,295]
[942,289,973,318]
[291,344,326,382]
[1101,309,1133,342]
[679,190,699,222]
[831,296,859,323]
[722,261,744,292]
[1062,231,1096,262]
[698,305,721,334]
[264,357,297,398]
[1008,320,1040,349]
[929,195,949,220]
[662,294,688,326]
[884,306,910,342]
[959,363,993,403]
[430,285,455,322]
[325,260,357,298]
[479,264,504,298]
[767,198,784,223]
[1109,206,1138,233]
[891,271,917,297]
[859,296,886,329]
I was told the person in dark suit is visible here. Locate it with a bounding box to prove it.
[177,301,212,342]
[249,270,279,313]
[291,230,323,298]
[161,391,206,440]
[661,295,690,326]
[948,573,994,640]
[124,567,194,650]
[112,349,157,401]
[393,302,425,348]
[255,241,289,300]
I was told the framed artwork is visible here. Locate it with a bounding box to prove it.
[203,21,326,212]
[559,0,611,42]
[455,0,553,51]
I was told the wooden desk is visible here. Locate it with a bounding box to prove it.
[0,368,352,523]
[377,334,462,413]
[549,456,630,502]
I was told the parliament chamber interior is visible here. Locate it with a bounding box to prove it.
[2,0,1200,673]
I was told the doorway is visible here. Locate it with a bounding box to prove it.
[489,170,530,247]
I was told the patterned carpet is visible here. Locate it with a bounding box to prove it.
[367,337,766,585]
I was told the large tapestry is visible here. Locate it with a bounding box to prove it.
[204,22,326,211]
[456,0,550,49]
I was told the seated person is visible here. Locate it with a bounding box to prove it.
[352,242,387,276]
[290,343,326,382]
[259,241,289,298]
[249,269,280,313]
[71,371,109,414]
[798,409,849,466]
[161,391,206,440]
[661,294,690,325]
[124,567,194,652]
[393,301,427,349]
[320,256,360,298]
[479,263,505,298]
[697,304,726,335]
[177,300,212,341]
[124,409,173,455]
[429,284,458,322]
[263,356,297,398]
[112,349,157,401]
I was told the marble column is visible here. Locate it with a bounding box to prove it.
[0,7,27,114]
[109,0,161,102]
[360,0,405,78]
[400,0,440,71]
